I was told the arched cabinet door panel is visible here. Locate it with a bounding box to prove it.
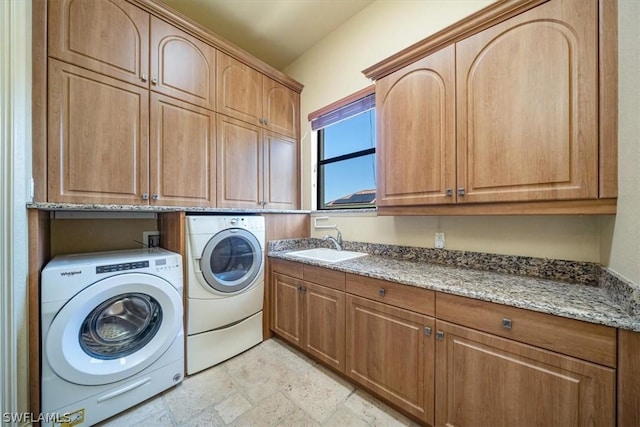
[48,0,150,87]
[376,45,456,207]
[216,52,263,125]
[263,77,299,139]
[151,16,217,110]
[456,0,598,203]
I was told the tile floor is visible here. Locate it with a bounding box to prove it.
[98,338,420,426]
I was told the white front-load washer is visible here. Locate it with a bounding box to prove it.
[186,215,264,374]
[40,248,184,426]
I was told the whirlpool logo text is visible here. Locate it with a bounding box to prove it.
[60,270,82,277]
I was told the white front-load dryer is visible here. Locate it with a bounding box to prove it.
[40,248,184,426]
[186,215,265,374]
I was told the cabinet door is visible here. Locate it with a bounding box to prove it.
[346,295,435,424]
[48,0,150,88]
[456,0,598,203]
[150,17,216,110]
[216,115,262,208]
[272,273,304,348]
[48,59,149,205]
[150,93,216,207]
[262,77,299,139]
[376,45,456,207]
[303,282,345,373]
[435,321,615,427]
[263,131,298,209]
[216,51,263,125]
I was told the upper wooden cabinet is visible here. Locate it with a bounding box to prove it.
[367,0,615,215]
[456,0,598,203]
[376,45,456,207]
[150,17,217,110]
[217,52,299,139]
[149,93,216,206]
[48,0,150,88]
[48,59,149,205]
[216,115,298,209]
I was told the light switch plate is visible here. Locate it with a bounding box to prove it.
[435,232,445,249]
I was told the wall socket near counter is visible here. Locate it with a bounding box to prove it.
[435,232,445,249]
[143,231,160,248]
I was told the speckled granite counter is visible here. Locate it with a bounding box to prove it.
[268,239,640,332]
[27,202,309,214]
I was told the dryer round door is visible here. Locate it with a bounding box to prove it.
[45,273,182,386]
[200,228,263,294]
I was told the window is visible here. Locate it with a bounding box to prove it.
[310,87,376,209]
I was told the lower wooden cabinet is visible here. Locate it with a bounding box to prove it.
[435,321,616,427]
[271,260,619,426]
[272,272,345,372]
[346,295,435,424]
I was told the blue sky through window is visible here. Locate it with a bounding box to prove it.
[321,109,376,205]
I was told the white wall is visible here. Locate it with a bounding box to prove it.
[285,0,608,264]
[1,0,32,421]
[600,0,640,284]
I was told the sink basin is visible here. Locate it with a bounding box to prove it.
[287,248,367,263]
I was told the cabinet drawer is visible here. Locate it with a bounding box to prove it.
[346,274,435,316]
[436,293,617,367]
[271,258,303,279]
[303,265,345,291]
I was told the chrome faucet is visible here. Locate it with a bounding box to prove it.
[323,228,343,251]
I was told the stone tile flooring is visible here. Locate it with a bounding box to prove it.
[98,338,420,426]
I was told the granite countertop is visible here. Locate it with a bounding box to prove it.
[27,202,310,214]
[268,239,640,332]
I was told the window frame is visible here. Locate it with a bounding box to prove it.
[309,86,376,210]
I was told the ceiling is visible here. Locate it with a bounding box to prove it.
[158,0,374,70]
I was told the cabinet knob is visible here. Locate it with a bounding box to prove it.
[152,194,159,201]
[424,326,432,336]
[152,77,158,85]
[378,288,386,297]
[141,193,149,200]
[259,118,265,125]
[263,119,269,126]
[457,188,466,196]
[502,318,513,329]
[445,188,453,197]
[141,73,148,82]
[436,331,445,341]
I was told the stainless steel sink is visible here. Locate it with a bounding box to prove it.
[286,248,367,263]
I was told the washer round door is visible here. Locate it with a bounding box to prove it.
[200,228,263,294]
[46,273,182,386]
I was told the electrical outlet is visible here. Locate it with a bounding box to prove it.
[143,231,160,248]
[435,232,445,249]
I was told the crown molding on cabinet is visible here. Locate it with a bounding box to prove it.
[362,0,547,81]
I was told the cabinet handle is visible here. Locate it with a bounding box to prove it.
[378,288,386,297]
[445,188,453,197]
[152,194,159,201]
[263,119,269,126]
[141,73,148,82]
[152,77,158,85]
[141,193,149,200]
[502,318,513,329]
[259,118,264,125]
[424,326,432,336]
[457,188,465,196]
[436,331,445,341]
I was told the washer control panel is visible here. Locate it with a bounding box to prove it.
[96,261,149,274]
